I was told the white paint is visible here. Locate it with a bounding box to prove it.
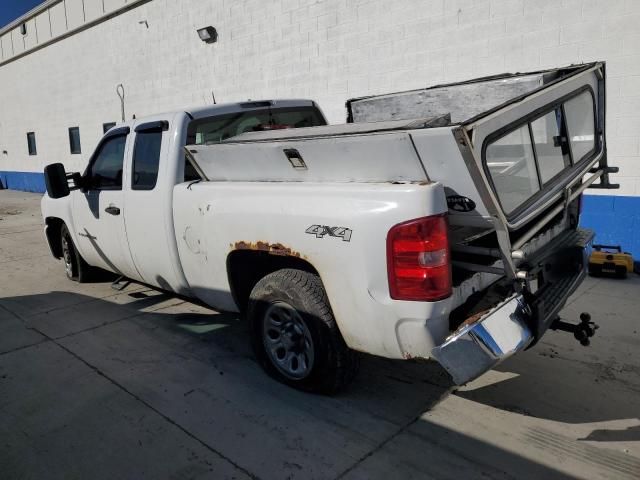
[40,103,452,359]
[1,0,639,196]
[171,179,451,359]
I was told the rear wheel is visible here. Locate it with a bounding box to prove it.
[60,224,93,282]
[248,268,359,394]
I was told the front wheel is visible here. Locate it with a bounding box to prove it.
[248,269,359,394]
[60,224,93,283]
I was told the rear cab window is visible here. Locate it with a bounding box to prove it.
[183,104,326,182]
[187,106,326,145]
[484,90,596,215]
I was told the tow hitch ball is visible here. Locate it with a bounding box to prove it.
[551,313,599,346]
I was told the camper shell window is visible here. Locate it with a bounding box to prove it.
[483,88,597,216]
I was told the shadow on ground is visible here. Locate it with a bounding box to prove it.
[0,286,598,479]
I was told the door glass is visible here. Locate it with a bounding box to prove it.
[88,135,126,190]
[530,109,569,184]
[486,125,540,214]
[132,129,162,190]
[564,91,595,163]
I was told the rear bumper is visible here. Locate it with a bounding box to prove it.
[432,227,593,385]
[431,294,532,385]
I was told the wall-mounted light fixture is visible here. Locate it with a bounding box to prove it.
[197,26,218,44]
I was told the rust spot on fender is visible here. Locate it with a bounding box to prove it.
[388,180,432,186]
[233,241,301,257]
[403,352,429,361]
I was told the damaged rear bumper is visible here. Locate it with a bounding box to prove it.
[431,294,532,385]
[433,227,594,385]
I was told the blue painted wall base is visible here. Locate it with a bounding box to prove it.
[0,171,46,193]
[580,194,640,260]
[0,171,637,259]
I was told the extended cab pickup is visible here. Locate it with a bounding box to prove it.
[42,63,614,393]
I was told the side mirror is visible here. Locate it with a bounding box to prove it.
[44,163,83,198]
[44,163,70,199]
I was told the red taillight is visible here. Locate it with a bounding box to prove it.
[386,214,452,301]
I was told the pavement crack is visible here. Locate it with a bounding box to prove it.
[0,253,51,265]
[51,312,144,341]
[333,387,456,480]
[0,227,43,236]
[43,329,258,479]
[0,338,49,357]
[1,299,258,479]
[403,428,519,480]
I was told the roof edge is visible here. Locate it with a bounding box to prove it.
[0,0,61,37]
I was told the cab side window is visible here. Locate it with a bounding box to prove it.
[87,134,127,190]
[132,129,163,190]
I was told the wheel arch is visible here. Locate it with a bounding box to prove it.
[44,217,65,258]
[226,249,321,313]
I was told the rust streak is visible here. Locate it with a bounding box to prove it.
[233,241,301,257]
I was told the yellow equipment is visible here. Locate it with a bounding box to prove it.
[588,245,634,278]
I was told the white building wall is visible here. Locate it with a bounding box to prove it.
[0,0,638,194]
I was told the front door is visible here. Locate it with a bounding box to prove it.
[71,130,140,280]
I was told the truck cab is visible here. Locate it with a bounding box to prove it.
[42,100,327,294]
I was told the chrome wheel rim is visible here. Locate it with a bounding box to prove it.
[262,301,315,380]
[61,235,73,278]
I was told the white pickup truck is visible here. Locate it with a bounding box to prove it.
[42,63,614,393]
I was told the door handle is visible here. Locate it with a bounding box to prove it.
[105,205,121,215]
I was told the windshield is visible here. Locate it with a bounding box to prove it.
[187,106,326,145]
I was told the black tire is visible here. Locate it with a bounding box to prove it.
[248,268,359,394]
[60,223,93,283]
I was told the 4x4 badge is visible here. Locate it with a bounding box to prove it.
[306,225,352,242]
